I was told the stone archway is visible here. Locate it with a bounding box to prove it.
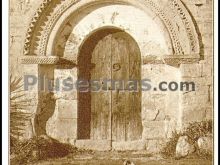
[21,0,201,151]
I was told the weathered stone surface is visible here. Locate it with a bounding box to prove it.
[112,141,146,151]
[198,21,213,35]
[164,119,178,139]
[201,61,213,77]
[181,93,209,105]
[57,99,77,119]
[176,136,195,158]
[75,140,111,151]
[180,64,202,78]
[142,121,166,139]
[205,106,213,120]
[197,136,213,153]
[182,107,206,122]
[142,108,160,121]
[46,118,77,144]
[46,102,77,144]
[54,68,77,100]
[146,140,165,154]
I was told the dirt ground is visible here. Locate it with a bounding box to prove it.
[33,159,212,165]
[31,151,213,165]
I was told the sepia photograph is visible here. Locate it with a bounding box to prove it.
[4,0,217,164]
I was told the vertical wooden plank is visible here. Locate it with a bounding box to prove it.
[111,32,142,141]
[111,32,130,141]
[91,35,112,140]
[128,34,143,141]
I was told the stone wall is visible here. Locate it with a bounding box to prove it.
[10,0,43,76]
[10,0,213,152]
[180,0,213,126]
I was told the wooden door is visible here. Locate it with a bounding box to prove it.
[79,30,142,141]
[111,32,142,141]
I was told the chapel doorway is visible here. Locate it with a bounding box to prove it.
[77,28,142,142]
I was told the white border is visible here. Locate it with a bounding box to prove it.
[214,0,218,164]
[2,0,9,164]
[2,0,218,165]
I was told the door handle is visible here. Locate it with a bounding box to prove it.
[113,63,121,71]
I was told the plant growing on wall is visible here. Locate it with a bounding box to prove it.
[10,75,34,140]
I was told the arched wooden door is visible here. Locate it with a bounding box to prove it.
[78,29,142,142]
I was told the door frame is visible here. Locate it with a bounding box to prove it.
[76,27,143,145]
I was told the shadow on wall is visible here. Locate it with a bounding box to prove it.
[34,92,56,136]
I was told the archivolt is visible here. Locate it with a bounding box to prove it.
[23,0,200,56]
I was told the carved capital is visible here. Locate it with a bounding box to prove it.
[21,56,59,64]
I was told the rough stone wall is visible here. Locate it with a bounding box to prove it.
[180,0,213,125]
[46,68,78,144]
[10,0,213,151]
[9,0,43,75]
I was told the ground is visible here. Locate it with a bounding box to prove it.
[33,158,212,165]
[30,151,212,165]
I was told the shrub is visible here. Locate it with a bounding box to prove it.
[11,135,77,164]
[160,131,182,158]
[183,120,212,144]
[160,120,213,158]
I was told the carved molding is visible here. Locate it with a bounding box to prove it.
[143,0,184,54]
[169,0,198,53]
[21,56,77,65]
[23,0,55,55]
[23,0,200,59]
[142,55,200,67]
[21,56,60,64]
[21,54,199,67]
